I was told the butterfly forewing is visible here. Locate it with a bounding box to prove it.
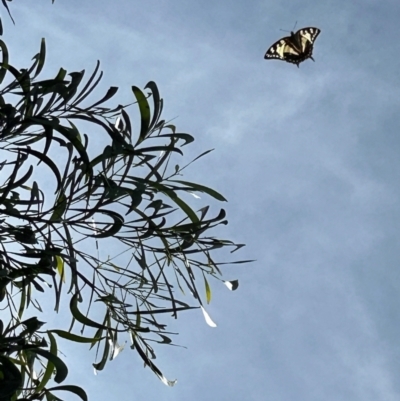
[266,37,299,59]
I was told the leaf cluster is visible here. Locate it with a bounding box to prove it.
[0,36,250,401]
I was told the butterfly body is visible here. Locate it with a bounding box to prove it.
[264,27,321,67]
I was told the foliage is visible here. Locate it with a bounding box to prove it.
[0,30,248,401]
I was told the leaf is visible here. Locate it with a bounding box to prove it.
[224,280,239,291]
[13,147,62,193]
[200,306,217,327]
[92,333,110,372]
[169,179,227,201]
[35,331,57,393]
[45,385,88,401]
[7,164,33,191]
[131,337,177,387]
[156,133,194,146]
[50,191,67,222]
[180,149,214,172]
[0,355,22,398]
[109,341,125,361]
[119,108,132,140]
[50,329,103,344]
[34,38,46,78]
[127,306,198,316]
[157,334,172,344]
[0,0,14,25]
[67,113,125,147]
[88,86,118,109]
[131,86,150,144]
[0,39,9,84]
[27,180,40,213]
[24,348,68,383]
[42,119,90,167]
[71,60,102,107]
[203,274,212,304]
[90,210,124,238]
[162,189,199,224]
[55,255,65,282]
[144,81,162,130]
[21,317,45,335]
[70,294,108,330]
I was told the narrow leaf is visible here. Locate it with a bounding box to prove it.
[50,329,103,344]
[200,306,217,327]
[224,280,239,291]
[203,274,212,304]
[24,348,68,383]
[169,179,227,202]
[132,86,150,144]
[34,38,46,78]
[70,294,107,329]
[55,255,65,283]
[45,385,88,401]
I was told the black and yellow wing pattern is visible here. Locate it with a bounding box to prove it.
[264,27,321,67]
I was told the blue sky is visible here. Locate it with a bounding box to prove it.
[3,0,400,400]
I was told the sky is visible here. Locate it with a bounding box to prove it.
[2,0,400,400]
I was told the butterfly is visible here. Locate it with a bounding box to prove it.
[264,27,321,67]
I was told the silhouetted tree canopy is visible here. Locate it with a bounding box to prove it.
[0,2,250,401]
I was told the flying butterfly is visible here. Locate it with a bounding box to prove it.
[264,27,321,67]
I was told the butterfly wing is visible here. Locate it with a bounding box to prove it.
[264,35,299,62]
[296,27,320,60]
[264,27,321,67]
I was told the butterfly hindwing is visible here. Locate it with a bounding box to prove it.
[264,27,321,67]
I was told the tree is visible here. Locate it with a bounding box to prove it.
[0,3,250,401]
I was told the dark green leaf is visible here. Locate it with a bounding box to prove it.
[45,385,88,401]
[50,330,102,344]
[92,331,110,372]
[50,191,67,222]
[0,39,9,84]
[132,86,150,144]
[144,81,162,131]
[34,38,46,78]
[24,348,68,383]
[0,355,22,397]
[169,179,227,201]
[35,331,57,393]
[70,294,108,330]
[13,147,62,193]
[0,0,14,25]
[87,86,118,109]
